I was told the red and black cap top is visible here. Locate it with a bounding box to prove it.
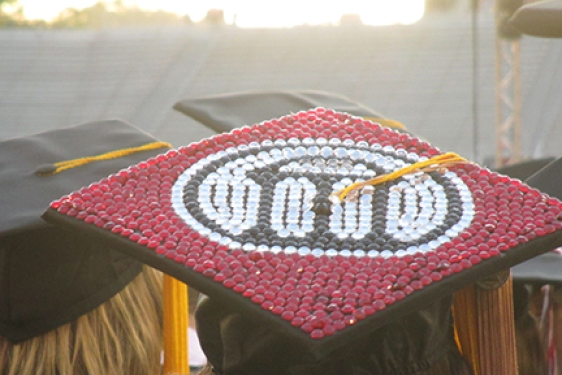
[43,108,562,357]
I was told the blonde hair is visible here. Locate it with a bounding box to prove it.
[0,265,163,375]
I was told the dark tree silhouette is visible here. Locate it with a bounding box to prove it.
[1,0,191,29]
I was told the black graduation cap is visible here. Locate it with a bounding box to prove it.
[495,157,555,182]
[512,250,562,287]
[0,120,170,343]
[505,157,562,286]
[509,0,562,38]
[173,90,406,134]
[43,109,562,372]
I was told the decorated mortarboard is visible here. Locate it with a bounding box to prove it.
[0,120,170,343]
[173,90,405,134]
[509,0,562,38]
[43,108,562,359]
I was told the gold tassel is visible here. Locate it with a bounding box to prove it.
[476,275,518,374]
[454,273,519,375]
[39,141,172,175]
[163,274,189,375]
[362,117,407,130]
[454,285,480,375]
[332,152,469,202]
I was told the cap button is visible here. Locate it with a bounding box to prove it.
[35,164,57,176]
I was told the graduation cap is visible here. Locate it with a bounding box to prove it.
[43,109,562,374]
[504,157,562,287]
[0,120,171,344]
[495,157,555,182]
[499,157,562,374]
[173,90,406,134]
[509,0,562,38]
[512,250,562,287]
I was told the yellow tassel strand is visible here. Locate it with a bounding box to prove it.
[44,141,172,175]
[163,274,189,375]
[454,275,519,375]
[475,276,518,375]
[453,286,481,375]
[362,117,407,130]
[332,152,470,202]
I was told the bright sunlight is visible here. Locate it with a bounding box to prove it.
[17,0,425,27]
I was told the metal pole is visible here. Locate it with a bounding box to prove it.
[472,0,480,164]
[495,36,522,168]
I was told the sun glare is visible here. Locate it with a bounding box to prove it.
[232,1,425,28]
[17,0,425,26]
[18,0,97,20]
[357,1,426,26]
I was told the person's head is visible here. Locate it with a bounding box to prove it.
[194,293,472,375]
[0,265,163,375]
[0,121,171,374]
